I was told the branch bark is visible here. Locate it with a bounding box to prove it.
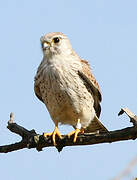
[0,108,137,153]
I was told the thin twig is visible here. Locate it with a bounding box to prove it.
[112,154,137,180]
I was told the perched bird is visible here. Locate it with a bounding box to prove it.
[34,32,108,146]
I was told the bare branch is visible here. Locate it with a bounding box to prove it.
[0,109,137,153]
[118,107,137,126]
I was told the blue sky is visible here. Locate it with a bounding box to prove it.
[0,0,137,179]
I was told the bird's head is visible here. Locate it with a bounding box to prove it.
[40,32,73,58]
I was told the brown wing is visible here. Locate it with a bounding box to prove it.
[78,59,102,118]
[34,75,44,103]
[34,84,44,103]
[78,59,108,132]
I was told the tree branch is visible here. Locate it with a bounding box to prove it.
[0,108,137,153]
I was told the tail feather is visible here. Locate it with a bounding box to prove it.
[84,115,108,133]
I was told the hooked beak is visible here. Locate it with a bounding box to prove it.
[42,41,50,51]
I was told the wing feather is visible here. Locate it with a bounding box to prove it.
[78,59,108,132]
[79,59,102,118]
[34,73,44,103]
[78,60,108,132]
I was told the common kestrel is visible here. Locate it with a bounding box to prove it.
[34,32,108,146]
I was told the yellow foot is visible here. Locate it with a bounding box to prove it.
[67,128,81,143]
[43,126,62,146]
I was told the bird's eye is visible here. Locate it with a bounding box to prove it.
[53,37,60,43]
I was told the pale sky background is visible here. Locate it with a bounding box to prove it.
[0,0,137,179]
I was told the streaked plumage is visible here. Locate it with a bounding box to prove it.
[34,32,107,145]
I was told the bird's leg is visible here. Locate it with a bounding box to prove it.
[81,127,85,134]
[43,125,62,146]
[67,119,82,142]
